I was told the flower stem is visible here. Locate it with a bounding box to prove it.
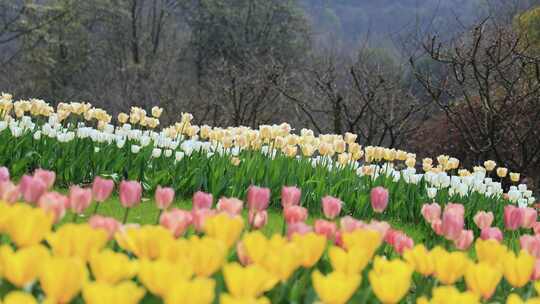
[122,207,131,224]
[156,209,163,224]
[93,202,100,215]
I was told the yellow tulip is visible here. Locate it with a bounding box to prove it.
[418,286,480,304]
[342,229,382,258]
[312,270,360,304]
[506,294,540,304]
[223,263,277,299]
[165,277,215,304]
[204,213,244,249]
[431,247,470,285]
[82,281,145,304]
[292,232,326,268]
[46,224,108,262]
[242,231,268,265]
[188,236,227,277]
[465,262,502,299]
[220,294,270,304]
[475,239,508,270]
[403,244,434,276]
[5,204,53,247]
[260,235,300,282]
[89,249,138,284]
[39,257,87,304]
[0,202,14,233]
[503,250,535,288]
[115,225,174,259]
[328,245,370,275]
[138,258,194,296]
[0,244,49,288]
[2,291,37,304]
[369,256,413,304]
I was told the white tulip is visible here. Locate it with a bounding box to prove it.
[131,145,141,154]
[151,148,162,158]
[426,187,437,199]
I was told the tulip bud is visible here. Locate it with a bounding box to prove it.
[370,187,389,213]
[321,196,342,219]
[155,186,175,210]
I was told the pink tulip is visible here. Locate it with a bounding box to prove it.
[532,259,540,281]
[431,219,443,236]
[284,206,308,224]
[0,167,9,183]
[89,215,121,240]
[314,219,337,239]
[69,186,92,214]
[119,180,142,208]
[454,229,474,250]
[160,209,193,237]
[533,222,540,235]
[155,186,175,210]
[33,169,56,189]
[505,205,523,231]
[236,242,251,266]
[365,220,391,239]
[248,209,268,230]
[473,211,494,230]
[321,196,342,219]
[192,208,216,232]
[20,175,46,204]
[421,202,441,224]
[38,192,68,222]
[370,186,389,213]
[92,177,114,203]
[385,229,414,254]
[0,181,20,204]
[521,235,540,258]
[441,204,464,240]
[247,185,271,211]
[192,191,213,210]
[287,222,313,239]
[281,186,301,208]
[522,207,537,229]
[340,216,365,232]
[334,230,344,247]
[480,227,503,242]
[217,197,243,216]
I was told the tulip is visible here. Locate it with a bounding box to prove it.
[205,213,244,248]
[0,166,9,182]
[431,219,444,236]
[155,186,175,210]
[340,216,365,232]
[314,219,337,239]
[241,231,268,265]
[475,239,508,269]
[236,242,251,266]
[119,180,142,208]
[473,211,494,230]
[441,203,465,240]
[89,249,138,285]
[342,229,382,258]
[2,291,38,304]
[421,202,441,224]
[33,169,56,189]
[217,197,243,216]
[533,222,540,235]
[369,257,413,304]
[385,229,414,254]
[465,262,502,299]
[222,263,276,299]
[365,220,390,239]
[20,175,46,204]
[432,247,470,285]
[503,250,535,288]
[0,181,20,204]
[505,205,523,231]
[312,271,360,304]
[39,257,87,304]
[188,236,227,277]
[38,191,68,223]
[403,244,434,276]
[480,227,503,242]
[532,259,540,280]
[247,185,271,211]
[115,225,174,259]
[82,281,145,304]
[88,215,121,240]
[454,229,474,250]
[321,195,342,219]
[46,224,108,262]
[370,186,389,213]
[4,204,53,247]
[0,244,50,288]
[160,208,192,237]
[286,222,312,239]
[329,245,371,275]
[522,207,537,229]
[248,209,267,230]
[284,205,308,224]
[193,191,213,210]
[69,186,93,215]
[165,277,216,304]
[520,235,540,258]
[92,176,114,203]
[281,186,301,208]
[192,208,216,232]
